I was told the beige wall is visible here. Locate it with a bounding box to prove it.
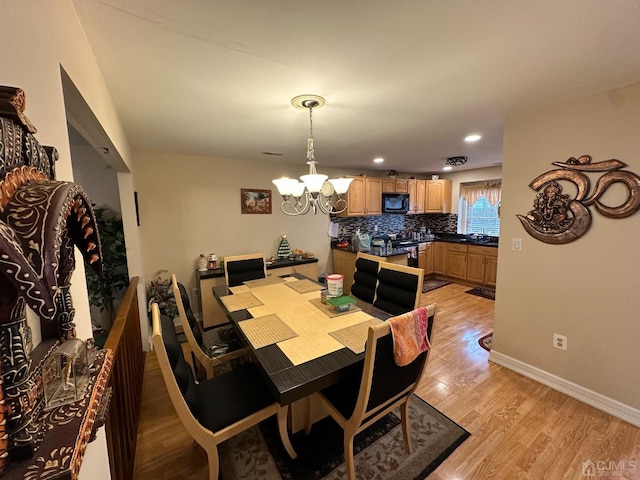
[132,151,358,298]
[493,82,640,414]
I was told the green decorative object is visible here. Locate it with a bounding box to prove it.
[85,206,129,323]
[276,234,292,259]
[146,269,178,319]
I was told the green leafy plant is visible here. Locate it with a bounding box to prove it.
[85,206,130,322]
[146,269,178,318]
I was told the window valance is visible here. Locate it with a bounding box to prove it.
[460,181,501,206]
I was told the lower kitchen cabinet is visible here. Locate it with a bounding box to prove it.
[445,243,468,280]
[418,242,434,275]
[332,249,357,294]
[434,242,447,275]
[467,245,498,286]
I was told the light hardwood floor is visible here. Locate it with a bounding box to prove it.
[133,283,640,479]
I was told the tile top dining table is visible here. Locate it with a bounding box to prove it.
[212,273,392,405]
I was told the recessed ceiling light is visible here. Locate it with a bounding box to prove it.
[373,157,384,163]
[443,166,452,171]
[464,134,481,142]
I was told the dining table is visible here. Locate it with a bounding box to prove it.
[212,273,392,408]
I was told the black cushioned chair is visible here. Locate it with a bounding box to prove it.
[171,274,248,379]
[223,253,267,287]
[151,303,296,480]
[306,304,437,480]
[349,252,386,303]
[373,262,424,316]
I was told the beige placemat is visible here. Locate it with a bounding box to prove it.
[309,298,362,318]
[243,276,285,288]
[329,318,383,354]
[285,279,325,294]
[219,291,264,312]
[238,313,298,349]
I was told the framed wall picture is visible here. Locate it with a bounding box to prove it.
[241,188,272,214]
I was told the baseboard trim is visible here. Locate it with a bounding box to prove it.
[489,350,640,427]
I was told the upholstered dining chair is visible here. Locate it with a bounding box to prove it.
[171,274,248,379]
[373,262,424,316]
[151,303,296,480]
[349,252,387,303]
[305,304,437,480]
[223,252,268,287]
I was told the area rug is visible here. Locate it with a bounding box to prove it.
[219,395,469,480]
[423,279,451,293]
[479,333,493,351]
[465,286,496,300]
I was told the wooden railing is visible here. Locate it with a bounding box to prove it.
[103,277,145,480]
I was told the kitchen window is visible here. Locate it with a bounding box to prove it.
[457,180,501,236]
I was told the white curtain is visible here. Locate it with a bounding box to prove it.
[460,181,501,206]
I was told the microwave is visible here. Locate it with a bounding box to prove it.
[382,193,410,214]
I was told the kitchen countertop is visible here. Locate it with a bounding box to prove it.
[435,234,499,248]
[332,245,411,257]
[332,235,499,255]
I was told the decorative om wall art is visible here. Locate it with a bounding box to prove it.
[517,155,640,244]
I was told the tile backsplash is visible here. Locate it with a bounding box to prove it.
[330,214,458,239]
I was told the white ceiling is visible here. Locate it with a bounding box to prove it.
[72,0,640,174]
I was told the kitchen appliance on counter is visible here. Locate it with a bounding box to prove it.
[371,237,386,255]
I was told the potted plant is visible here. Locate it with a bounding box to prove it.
[85,206,129,328]
[146,269,178,319]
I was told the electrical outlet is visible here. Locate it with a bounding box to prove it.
[512,237,523,252]
[553,333,567,350]
[191,288,200,298]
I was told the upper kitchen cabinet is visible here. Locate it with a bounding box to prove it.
[382,178,396,193]
[394,179,408,192]
[337,176,382,216]
[408,179,426,214]
[425,179,452,213]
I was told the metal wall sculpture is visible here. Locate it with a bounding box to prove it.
[0,86,104,472]
[517,155,640,244]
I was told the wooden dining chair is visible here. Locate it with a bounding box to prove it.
[373,262,424,316]
[223,252,268,287]
[305,303,437,480]
[151,303,296,480]
[350,252,387,303]
[171,274,248,379]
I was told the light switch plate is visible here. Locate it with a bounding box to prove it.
[512,238,523,252]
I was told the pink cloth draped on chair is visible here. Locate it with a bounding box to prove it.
[388,307,431,366]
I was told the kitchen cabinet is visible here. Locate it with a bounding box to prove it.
[425,179,452,213]
[418,242,434,275]
[434,242,448,275]
[332,249,357,293]
[408,179,426,214]
[394,179,408,192]
[387,253,408,265]
[467,245,498,286]
[337,176,382,216]
[382,178,397,192]
[445,243,467,280]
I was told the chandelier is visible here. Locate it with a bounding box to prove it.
[446,156,468,167]
[272,95,353,216]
